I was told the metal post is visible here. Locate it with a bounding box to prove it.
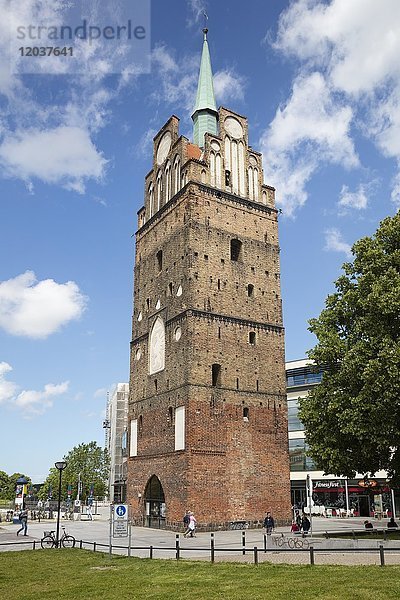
[379,544,385,567]
[150,545,153,559]
[79,539,82,549]
[128,521,132,557]
[253,546,258,565]
[242,530,246,555]
[109,504,113,555]
[210,533,215,563]
[55,468,62,548]
[391,488,396,519]
[345,478,350,516]
[93,542,96,553]
[310,545,315,566]
[175,534,180,560]
[307,474,313,537]
[263,533,267,553]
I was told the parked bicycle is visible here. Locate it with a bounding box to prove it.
[41,526,75,549]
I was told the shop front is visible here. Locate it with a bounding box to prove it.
[311,479,393,517]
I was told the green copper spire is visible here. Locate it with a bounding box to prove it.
[192,28,218,147]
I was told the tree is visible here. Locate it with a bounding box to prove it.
[0,471,10,499]
[39,442,109,502]
[299,211,400,483]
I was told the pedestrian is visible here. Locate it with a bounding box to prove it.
[290,520,300,533]
[16,508,28,536]
[184,512,197,537]
[263,512,275,535]
[387,517,398,529]
[364,520,373,529]
[301,515,311,535]
[183,510,190,532]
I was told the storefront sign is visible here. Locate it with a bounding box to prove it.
[313,480,342,490]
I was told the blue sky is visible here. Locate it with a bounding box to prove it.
[1,0,399,482]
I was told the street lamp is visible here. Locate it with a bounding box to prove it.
[55,461,67,548]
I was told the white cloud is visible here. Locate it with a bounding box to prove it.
[338,184,368,214]
[214,69,246,104]
[94,387,108,399]
[0,362,18,403]
[0,126,107,193]
[268,0,400,212]
[15,381,69,416]
[324,228,352,257]
[260,72,358,215]
[0,271,88,339]
[187,0,208,27]
[0,362,68,416]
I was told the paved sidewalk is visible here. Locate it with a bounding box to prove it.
[1,515,399,565]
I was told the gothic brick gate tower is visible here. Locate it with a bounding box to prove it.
[127,28,291,529]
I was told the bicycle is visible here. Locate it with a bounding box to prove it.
[41,526,76,549]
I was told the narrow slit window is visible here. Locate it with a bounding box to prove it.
[249,331,256,345]
[236,377,239,390]
[247,284,254,297]
[212,363,221,387]
[243,407,249,421]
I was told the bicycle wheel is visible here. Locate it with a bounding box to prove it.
[301,538,309,549]
[41,535,55,549]
[287,538,295,549]
[62,534,76,548]
[277,536,285,547]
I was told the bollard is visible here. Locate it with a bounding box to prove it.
[210,533,215,563]
[310,545,315,566]
[33,541,36,550]
[263,533,267,553]
[379,544,385,567]
[242,530,246,555]
[176,534,180,560]
[79,540,83,550]
[150,545,153,559]
[383,529,387,541]
[253,546,258,565]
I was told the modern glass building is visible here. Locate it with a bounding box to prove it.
[287,359,398,518]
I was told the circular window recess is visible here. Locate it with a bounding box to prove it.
[135,348,141,360]
[155,299,161,310]
[137,311,143,322]
[174,327,182,341]
[176,285,183,297]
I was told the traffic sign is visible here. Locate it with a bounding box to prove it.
[114,504,128,519]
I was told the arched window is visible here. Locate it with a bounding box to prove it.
[149,316,165,374]
[231,140,238,194]
[210,151,215,186]
[248,167,254,200]
[164,161,171,202]
[148,183,154,218]
[238,142,245,196]
[212,363,221,387]
[216,153,222,188]
[253,168,259,202]
[173,155,181,195]
[201,169,206,183]
[243,407,249,421]
[156,171,162,211]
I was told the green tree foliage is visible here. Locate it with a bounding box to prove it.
[299,211,400,483]
[0,470,10,499]
[39,442,109,502]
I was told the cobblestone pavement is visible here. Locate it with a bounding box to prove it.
[1,514,399,565]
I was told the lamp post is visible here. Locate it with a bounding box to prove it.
[55,461,67,548]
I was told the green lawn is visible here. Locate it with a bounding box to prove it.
[1,550,400,600]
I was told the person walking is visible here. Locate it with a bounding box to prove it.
[16,508,28,536]
[183,510,190,532]
[184,512,197,537]
[301,515,311,535]
[263,512,275,534]
[387,517,398,529]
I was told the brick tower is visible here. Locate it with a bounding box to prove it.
[127,28,291,528]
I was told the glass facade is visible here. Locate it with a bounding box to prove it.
[286,370,322,387]
[289,438,315,471]
[288,399,304,432]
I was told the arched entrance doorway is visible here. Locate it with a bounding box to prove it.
[144,475,166,528]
